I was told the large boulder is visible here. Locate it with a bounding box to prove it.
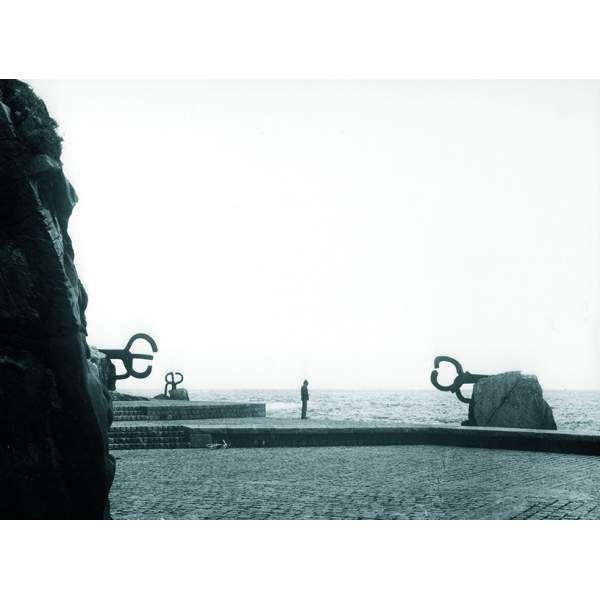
[470,371,557,430]
[168,388,190,401]
[0,80,114,518]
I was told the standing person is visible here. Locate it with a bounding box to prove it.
[301,380,309,419]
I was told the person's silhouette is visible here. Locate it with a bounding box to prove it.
[301,380,309,419]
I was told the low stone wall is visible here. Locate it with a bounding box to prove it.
[207,425,595,455]
[110,421,600,455]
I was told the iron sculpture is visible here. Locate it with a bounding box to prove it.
[164,371,184,397]
[430,355,489,403]
[98,333,158,381]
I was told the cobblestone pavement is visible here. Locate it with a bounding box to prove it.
[110,445,600,519]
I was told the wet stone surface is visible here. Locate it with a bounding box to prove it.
[110,445,600,519]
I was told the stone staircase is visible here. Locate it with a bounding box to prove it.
[109,400,266,450]
[112,406,147,421]
[109,426,190,450]
[112,402,266,422]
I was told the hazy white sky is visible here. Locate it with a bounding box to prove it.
[30,80,600,390]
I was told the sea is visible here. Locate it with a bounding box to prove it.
[127,388,600,432]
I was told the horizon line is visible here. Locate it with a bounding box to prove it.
[119,387,600,393]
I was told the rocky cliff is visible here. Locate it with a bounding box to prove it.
[0,80,114,518]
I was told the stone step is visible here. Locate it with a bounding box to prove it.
[109,435,189,441]
[111,402,266,421]
[110,424,214,450]
[110,426,185,432]
[110,427,185,433]
[109,433,187,440]
[112,407,147,422]
[109,435,186,443]
[109,424,190,450]
[110,441,191,450]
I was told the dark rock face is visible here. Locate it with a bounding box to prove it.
[89,346,117,391]
[471,371,557,430]
[0,80,114,518]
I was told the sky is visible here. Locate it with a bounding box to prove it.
[29,80,600,390]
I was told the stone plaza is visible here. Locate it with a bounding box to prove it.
[110,444,600,519]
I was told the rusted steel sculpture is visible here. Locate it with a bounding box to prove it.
[99,333,158,384]
[430,355,489,403]
[162,371,189,400]
[164,371,184,396]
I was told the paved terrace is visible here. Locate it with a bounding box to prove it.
[109,403,600,519]
[110,444,600,519]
